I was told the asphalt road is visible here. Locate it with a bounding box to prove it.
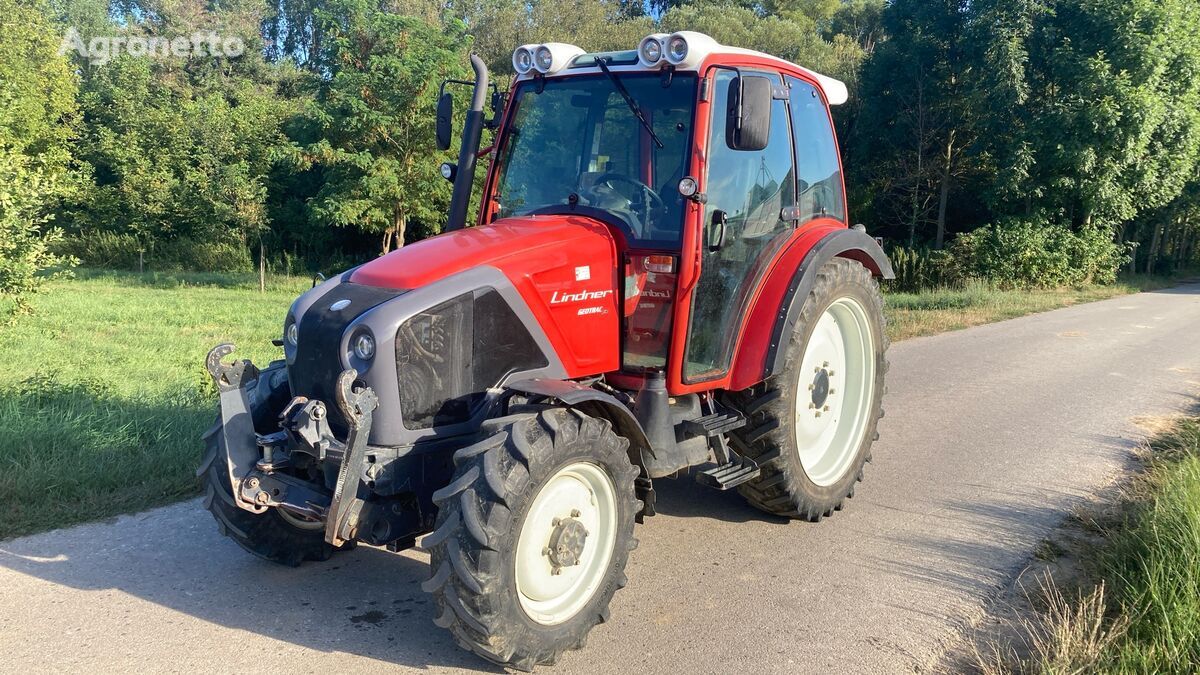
[2,284,1199,674]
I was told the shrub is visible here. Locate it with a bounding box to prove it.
[885,245,954,292]
[55,232,253,273]
[947,219,1130,289]
[0,154,76,319]
[52,231,140,269]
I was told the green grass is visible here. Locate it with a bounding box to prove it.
[0,270,308,539]
[0,268,1187,540]
[1098,416,1200,671]
[884,276,1182,342]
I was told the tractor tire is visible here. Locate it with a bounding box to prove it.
[421,408,640,671]
[200,422,348,567]
[723,257,887,521]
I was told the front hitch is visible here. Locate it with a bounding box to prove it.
[325,370,379,547]
[205,344,380,545]
[204,343,268,514]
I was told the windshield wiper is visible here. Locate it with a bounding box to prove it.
[595,58,664,149]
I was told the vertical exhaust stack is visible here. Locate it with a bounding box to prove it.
[446,54,489,232]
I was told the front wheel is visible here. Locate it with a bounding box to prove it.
[724,257,888,521]
[421,408,639,671]
[200,427,345,566]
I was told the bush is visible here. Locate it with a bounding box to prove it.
[55,232,253,273]
[947,219,1130,289]
[0,154,76,319]
[885,245,954,292]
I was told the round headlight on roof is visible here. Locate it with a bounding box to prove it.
[534,45,554,72]
[664,31,719,69]
[529,43,586,75]
[512,44,536,74]
[638,33,667,67]
[666,35,688,64]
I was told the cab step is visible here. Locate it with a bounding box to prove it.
[679,411,746,438]
[696,456,761,490]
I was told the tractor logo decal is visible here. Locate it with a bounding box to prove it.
[550,289,613,305]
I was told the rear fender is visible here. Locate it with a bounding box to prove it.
[728,228,893,390]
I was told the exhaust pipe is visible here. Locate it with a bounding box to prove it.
[446,54,489,232]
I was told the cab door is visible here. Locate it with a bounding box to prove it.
[680,69,796,383]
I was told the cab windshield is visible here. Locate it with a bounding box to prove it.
[492,72,697,246]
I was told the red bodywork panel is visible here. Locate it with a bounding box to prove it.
[352,216,621,377]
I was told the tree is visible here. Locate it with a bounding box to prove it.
[299,8,470,254]
[977,0,1200,230]
[452,0,653,76]
[0,0,78,317]
[852,0,973,248]
[56,0,302,270]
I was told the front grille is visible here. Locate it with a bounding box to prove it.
[289,282,403,432]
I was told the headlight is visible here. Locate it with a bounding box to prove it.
[528,43,585,75]
[512,45,535,74]
[353,332,375,361]
[534,45,554,72]
[663,31,717,69]
[286,321,298,346]
[638,34,666,66]
[666,36,688,63]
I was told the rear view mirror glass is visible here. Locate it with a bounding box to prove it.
[726,75,771,151]
[436,92,453,151]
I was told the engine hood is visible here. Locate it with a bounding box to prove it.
[350,214,623,378]
[350,215,616,289]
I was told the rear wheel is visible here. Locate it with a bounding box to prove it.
[422,408,639,671]
[724,257,887,520]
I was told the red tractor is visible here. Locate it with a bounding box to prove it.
[203,31,891,670]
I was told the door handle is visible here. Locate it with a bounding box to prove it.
[709,210,728,252]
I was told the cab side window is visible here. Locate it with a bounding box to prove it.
[786,77,844,223]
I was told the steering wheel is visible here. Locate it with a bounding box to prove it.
[593,173,666,212]
[802,182,838,218]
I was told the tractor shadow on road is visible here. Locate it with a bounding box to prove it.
[645,469,792,525]
[0,506,505,672]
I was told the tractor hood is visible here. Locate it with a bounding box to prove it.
[349,214,623,379]
[350,215,617,290]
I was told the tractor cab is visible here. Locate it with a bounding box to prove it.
[201,31,892,671]
[436,34,855,393]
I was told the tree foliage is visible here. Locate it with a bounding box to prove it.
[0,0,1195,285]
[297,7,469,254]
[0,0,79,318]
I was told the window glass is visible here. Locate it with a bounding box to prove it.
[684,69,796,381]
[493,73,696,245]
[787,77,844,223]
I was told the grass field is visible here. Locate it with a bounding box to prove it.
[985,411,1200,673]
[883,277,1182,341]
[0,269,1186,540]
[0,271,309,540]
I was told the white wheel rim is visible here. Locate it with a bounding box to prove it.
[793,297,876,487]
[515,462,618,625]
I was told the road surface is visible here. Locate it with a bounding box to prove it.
[2,284,1198,674]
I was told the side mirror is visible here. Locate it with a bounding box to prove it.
[726,75,771,151]
[436,92,453,151]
